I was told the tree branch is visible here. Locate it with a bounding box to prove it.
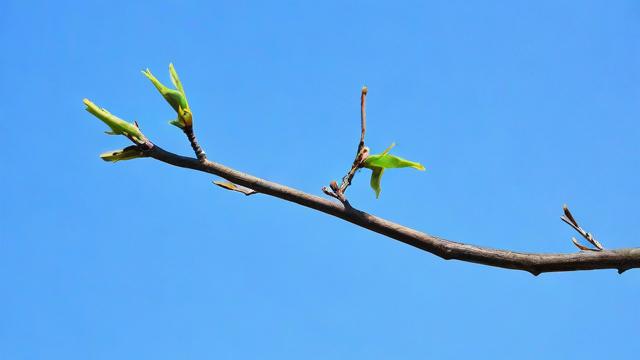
[144,144,640,275]
[86,67,639,275]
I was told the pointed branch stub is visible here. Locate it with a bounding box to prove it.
[213,181,258,196]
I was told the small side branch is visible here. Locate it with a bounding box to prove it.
[357,86,367,156]
[184,126,207,161]
[561,204,604,251]
[323,87,370,203]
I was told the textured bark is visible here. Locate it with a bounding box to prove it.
[145,145,640,275]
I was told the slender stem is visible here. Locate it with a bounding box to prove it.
[339,86,369,194]
[326,87,370,202]
[184,127,207,161]
[357,86,367,156]
[145,145,640,275]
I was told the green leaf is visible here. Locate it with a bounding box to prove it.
[363,153,425,171]
[370,167,384,198]
[169,119,185,129]
[100,146,145,162]
[363,143,425,171]
[362,142,425,198]
[83,99,145,143]
[169,63,185,93]
[142,64,191,128]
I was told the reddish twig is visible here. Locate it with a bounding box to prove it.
[323,87,370,203]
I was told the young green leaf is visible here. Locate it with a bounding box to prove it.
[100,146,146,162]
[83,99,146,144]
[362,143,425,198]
[169,63,185,93]
[364,154,426,171]
[142,64,192,129]
[369,167,385,198]
[362,143,425,171]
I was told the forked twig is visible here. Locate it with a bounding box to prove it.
[561,204,604,251]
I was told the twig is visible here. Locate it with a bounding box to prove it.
[357,86,367,157]
[324,86,370,203]
[184,126,207,161]
[561,204,604,251]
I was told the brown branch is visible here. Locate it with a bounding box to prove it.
[323,87,370,203]
[142,144,640,275]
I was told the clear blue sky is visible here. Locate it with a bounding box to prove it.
[2,0,639,358]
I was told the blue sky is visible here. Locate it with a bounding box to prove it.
[2,0,640,358]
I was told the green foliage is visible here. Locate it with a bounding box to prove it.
[142,63,192,129]
[83,99,146,144]
[362,143,425,198]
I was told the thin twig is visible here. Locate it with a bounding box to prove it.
[561,204,604,251]
[357,86,367,156]
[325,86,370,202]
[184,126,207,161]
